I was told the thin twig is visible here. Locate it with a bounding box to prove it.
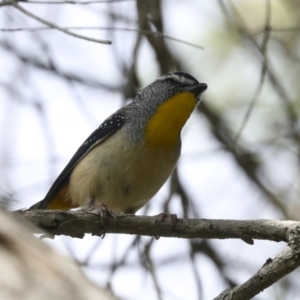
[232,0,271,148]
[228,0,300,145]
[11,2,112,44]
[252,26,300,35]
[19,0,134,4]
[0,26,204,50]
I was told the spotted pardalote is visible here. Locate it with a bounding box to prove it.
[30,72,207,214]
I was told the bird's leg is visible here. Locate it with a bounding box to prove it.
[83,198,116,237]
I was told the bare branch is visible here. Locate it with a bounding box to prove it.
[19,210,300,299]
[0,40,119,90]
[252,26,300,35]
[11,2,112,44]
[214,246,300,300]
[0,26,204,50]
[19,0,134,4]
[20,209,297,242]
[199,103,289,217]
[228,1,300,144]
[233,0,271,148]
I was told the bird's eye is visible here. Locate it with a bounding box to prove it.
[165,78,176,85]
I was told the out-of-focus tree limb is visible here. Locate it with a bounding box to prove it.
[0,209,117,300]
[0,41,121,91]
[199,103,288,217]
[136,0,176,74]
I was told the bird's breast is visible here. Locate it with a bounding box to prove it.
[70,130,179,213]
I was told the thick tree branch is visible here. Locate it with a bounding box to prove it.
[20,210,298,243]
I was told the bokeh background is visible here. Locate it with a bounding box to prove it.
[1,0,300,299]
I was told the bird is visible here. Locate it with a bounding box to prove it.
[29,72,207,215]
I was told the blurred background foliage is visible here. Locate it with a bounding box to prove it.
[1,0,300,299]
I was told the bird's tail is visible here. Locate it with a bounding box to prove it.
[29,199,46,210]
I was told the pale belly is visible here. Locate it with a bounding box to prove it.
[69,131,179,213]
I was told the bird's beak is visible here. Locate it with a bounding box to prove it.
[185,83,208,101]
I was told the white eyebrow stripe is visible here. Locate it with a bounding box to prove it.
[158,73,196,85]
[173,74,194,85]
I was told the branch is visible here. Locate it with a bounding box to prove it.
[0,0,14,7]
[11,2,111,44]
[232,0,271,148]
[214,245,300,300]
[0,40,119,90]
[20,210,300,299]
[20,209,298,242]
[0,26,204,50]
[18,0,136,4]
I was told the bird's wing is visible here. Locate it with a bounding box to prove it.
[30,110,125,209]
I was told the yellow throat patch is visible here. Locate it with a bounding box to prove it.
[145,92,197,149]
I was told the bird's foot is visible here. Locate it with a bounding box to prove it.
[84,199,116,238]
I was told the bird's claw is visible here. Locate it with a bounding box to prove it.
[84,200,116,238]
